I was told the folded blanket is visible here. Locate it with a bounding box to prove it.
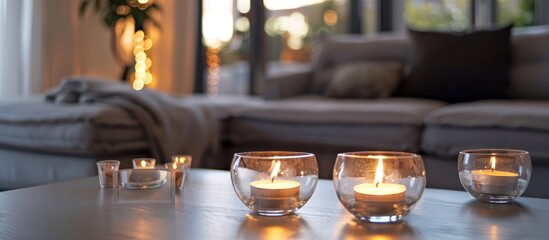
[46,76,217,164]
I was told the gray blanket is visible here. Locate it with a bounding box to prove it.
[46,77,216,164]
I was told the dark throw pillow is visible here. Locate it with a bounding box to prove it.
[324,61,403,99]
[397,25,512,103]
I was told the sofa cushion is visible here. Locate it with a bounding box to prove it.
[422,100,549,164]
[310,35,411,94]
[511,62,549,99]
[228,96,445,153]
[0,97,148,155]
[324,61,403,99]
[398,25,512,103]
[512,25,549,64]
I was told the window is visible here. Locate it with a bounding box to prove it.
[404,0,471,31]
[202,0,250,97]
[196,0,549,96]
[264,0,348,71]
[498,0,536,27]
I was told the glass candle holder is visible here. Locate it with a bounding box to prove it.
[230,151,319,216]
[132,158,156,169]
[172,154,192,178]
[119,169,168,190]
[96,160,120,188]
[333,151,426,223]
[165,162,185,190]
[458,149,531,203]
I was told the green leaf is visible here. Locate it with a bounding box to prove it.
[79,0,89,17]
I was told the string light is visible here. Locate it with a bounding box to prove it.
[132,30,153,90]
[206,47,220,97]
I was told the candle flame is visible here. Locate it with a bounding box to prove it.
[176,157,185,165]
[373,158,384,188]
[140,160,147,168]
[271,160,281,182]
[490,156,496,172]
[172,162,178,169]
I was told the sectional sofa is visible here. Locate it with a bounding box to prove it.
[220,26,549,198]
[1,26,548,199]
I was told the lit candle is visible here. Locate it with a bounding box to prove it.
[132,158,155,169]
[172,155,192,179]
[354,157,406,203]
[165,162,184,189]
[250,160,300,209]
[103,165,115,187]
[471,156,519,195]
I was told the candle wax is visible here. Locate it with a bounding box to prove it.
[250,179,300,210]
[250,180,300,198]
[471,169,519,195]
[354,183,406,203]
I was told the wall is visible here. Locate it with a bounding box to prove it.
[40,0,196,94]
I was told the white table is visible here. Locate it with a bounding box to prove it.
[1,169,548,239]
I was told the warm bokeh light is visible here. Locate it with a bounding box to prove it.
[267,12,310,50]
[203,0,233,49]
[323,9,338,26]
[206,47,220,97]
[235,16,250,32]
[116,5,131,15]
[490,225,498,240]
[264,0,325,10]
[132,30,153,90]
[137,0,149,4]
[115,18,136,64]
[237,0,250,14]
[143,39,153,50]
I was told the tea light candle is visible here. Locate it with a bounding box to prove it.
[173,155,192,167]
[472,156,519,195]
[133,158,155,169]
[172,155,192,180]
[165,162,184,189]
[250,180,300,198]
[102,165,115,187]
[250,160,300,209]
[354,157,406,203]
[96,160,120,188]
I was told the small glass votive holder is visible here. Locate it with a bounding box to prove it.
[132,158,156,169]
[117,169,175,204]
[96,160,120,188]
[333,152,426,223]
[119,169,168,190]
[172,155,192,177]
[458,149,531,203]
[165,162,185,190]
[230,151,319,216]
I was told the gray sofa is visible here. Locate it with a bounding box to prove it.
[218,27,549,199]
[1,27,548,200]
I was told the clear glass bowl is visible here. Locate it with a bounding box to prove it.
[119,169,168,190]
[458,149,531,203]
[230,151,319,216]
[333,151,426,223]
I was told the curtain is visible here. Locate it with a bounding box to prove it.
[0,0,42,97]
[0,0,197,97]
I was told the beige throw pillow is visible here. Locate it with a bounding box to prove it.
[324,61,403,98]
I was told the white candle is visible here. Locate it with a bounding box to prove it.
[165,162,184,189]
[354,183,406,203]
[250,160,300,209]
[133,158,155,169]
[354,157,406,203]
[472,156,519,195]
[250,180,300,198]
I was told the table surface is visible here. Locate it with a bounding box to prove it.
[1,169,548,240]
